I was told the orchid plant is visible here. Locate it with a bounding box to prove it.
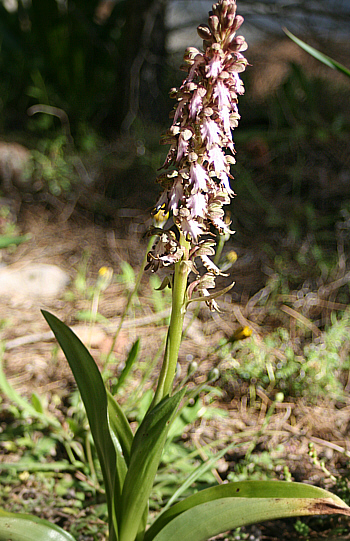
[1,2,350,541]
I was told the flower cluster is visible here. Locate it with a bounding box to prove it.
[147,0,248,306]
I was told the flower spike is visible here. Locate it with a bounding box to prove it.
[148,0,248,307]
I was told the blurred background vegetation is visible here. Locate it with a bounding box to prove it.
[0,0,349,230]
[0,0,350,345]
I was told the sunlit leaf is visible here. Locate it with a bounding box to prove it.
[42,311,119,541]
[145,480,349,541]
[0,509,76,541]
[119,389,186,541]
[113,339,140,393]
[107,389,134,465]
[151,495,350,541]
[283,28,350,77]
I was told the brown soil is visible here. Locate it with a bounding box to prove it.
[1,203,350,540]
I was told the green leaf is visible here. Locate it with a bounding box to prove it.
[113,339,140,393]
[151,495,350,541]
[41,311,119,541]
[0,235,30,249]
[145,480,349,541]
[107,390,133,509]
[31,392,44,414]
[0,509,76,541]
[119,389,186,541]
[283,28,350,77]
[107,389,134,465]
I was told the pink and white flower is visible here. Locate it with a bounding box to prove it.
[188,192,207,218]
[149,0,248,287]
[201,118,220,147]
[190,162,209,192]
[206,50,223,78]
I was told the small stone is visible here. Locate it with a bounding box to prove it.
[0,263,70,298]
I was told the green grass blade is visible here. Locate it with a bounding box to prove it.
[114,339,140,393]
[0,345,60,428]
[151,495,350,541]
[41,311,119,540]
[0,509,76,541]
[145,480,347,541]
[0,460,80,472]
[119,389,186,541]
[283,28,350,77]
[161,442,236,513]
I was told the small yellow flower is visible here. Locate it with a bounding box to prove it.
[97,266,113,291]
[99,266,109,276]
[229,326,252,342]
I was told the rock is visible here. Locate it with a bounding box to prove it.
[0,142,33,194]
[0,263,70,298]
[70,325,108,349]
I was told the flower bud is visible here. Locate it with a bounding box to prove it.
[225,155,236,165]
[208,367,220,382]
[208,15,220,34]
[226,250,238,263]
[183,47,201,63]
[197,24,212,40]
[188,151,198,162]
[187,360,198,376]
[231,14,244,33]
[226,13,236,30]
[228,36,248,53]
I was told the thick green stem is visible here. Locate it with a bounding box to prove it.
[153,236,190,405]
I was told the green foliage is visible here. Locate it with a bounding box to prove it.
[42,310,120,541]
[227,451,284,483]
[112,339,141,394]
[284,29,350,78]
[0,508,76,541]
[145,481,348,541]
[0,0,120,129]
[221,310,350,400]
[294,519,310,537]
[149,274,172,315]
[31,136,76,196]
[0,205,29,249]
[0,234,29,249]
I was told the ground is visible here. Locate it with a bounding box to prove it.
[1,202,350,540]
